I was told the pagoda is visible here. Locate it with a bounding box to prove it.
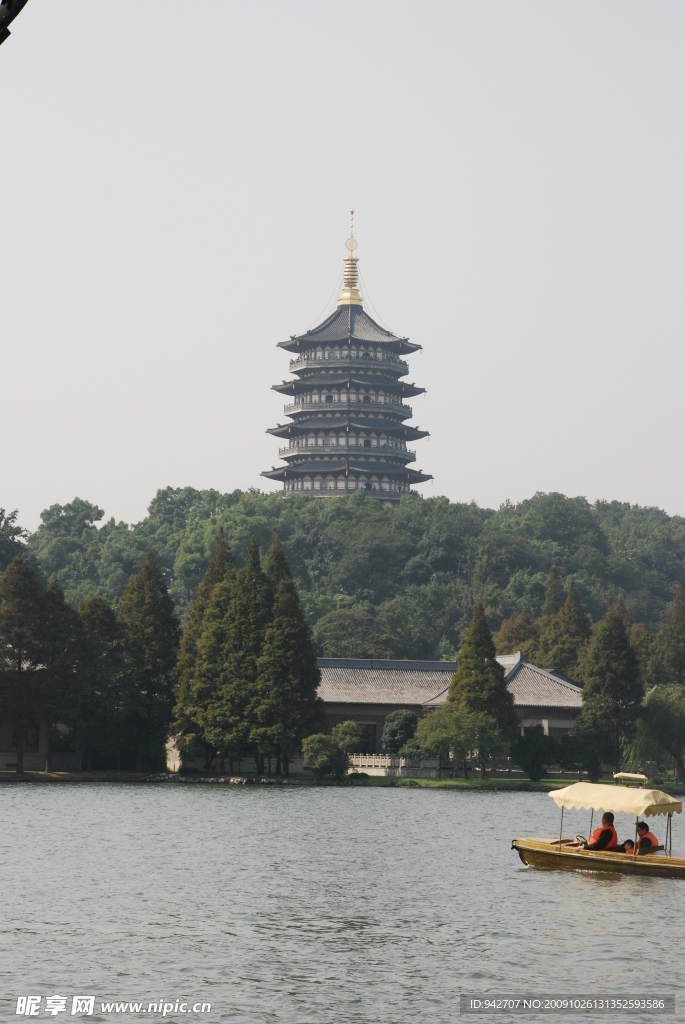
[261,216,432,502]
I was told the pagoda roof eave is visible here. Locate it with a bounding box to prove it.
[261,465,433,483]
[276,305,421,354]
[268,421,429,440]
[272,379,426,397]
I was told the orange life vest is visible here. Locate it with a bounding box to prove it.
[589,825,618,849]
[637,830,658,851]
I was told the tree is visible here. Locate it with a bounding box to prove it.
[313,605,405,658]
[541,566,563,622]
[250,570,326,774]
[648,592,685,688]
[629,686,685,781]
[67,597,125,771]
[263,533,292,591]
[382,710,418,753]
[510,725,559,782]
[0,509,26,573]
[332,720,362,754]
[0,556,44,773]
[464,711,506,778]
[559,718,606,782]
[579,605,642,770]
[174,528,235,769]
[494,616,538,660]
[118,553,181,771]
[198,539,272,771]
[415,700,505,778]
[302,734,348,781]
[630,623,656,689]
[302,721,359,781]
[448,601,518,738]
[39,577,82,765]
[536,581,591,680]
[415,702,470,776]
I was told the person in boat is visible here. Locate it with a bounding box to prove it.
[616,839,635,854]
[636,821,659,853]
[583,812,618,850]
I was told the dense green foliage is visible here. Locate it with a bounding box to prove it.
[382,710,418,754]
[449,601,518,738]
[302,721,360,780]
[510,726,559,782]
[0,553,180,772]
[174,535,325,773]
[10,488,684,660]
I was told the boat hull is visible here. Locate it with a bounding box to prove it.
[512,838,685,879]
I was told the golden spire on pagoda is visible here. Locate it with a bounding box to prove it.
[337,209,363,306]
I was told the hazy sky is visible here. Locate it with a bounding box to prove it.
[3,1,684,531]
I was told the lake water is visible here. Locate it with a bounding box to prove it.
[1,785,683,1024]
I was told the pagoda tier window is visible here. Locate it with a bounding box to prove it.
[316,349,323,360]
[348,436,356,446]
[314,479,321,490]
[349,392,357,402]
[307,435,315,446]
[351,349,357,359]
[312,392,319,403]
[304,479,312,491]
[340,392,347,403]
[337,479,345,490]
[317,436,324,446]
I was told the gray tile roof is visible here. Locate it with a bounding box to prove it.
[317,659,456,706]
[316,655,582,710]
[504,661,583,709]
[280,307,409,347]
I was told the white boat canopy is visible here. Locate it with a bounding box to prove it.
[550,783,682,818]
[613,772,648,782]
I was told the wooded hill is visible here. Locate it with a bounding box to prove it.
[3,488,684,661]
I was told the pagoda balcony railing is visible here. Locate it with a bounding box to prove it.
[289,353,409,374]
[284,400,413,417]
[278,443,416,460]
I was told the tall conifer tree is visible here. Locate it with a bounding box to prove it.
[72,596,125,771]
[39,576,82,765]
[174,528,235,767]
[119,553,181,770]
[648,591,685,688]
[250,566,325,775]
[449,601,517,737]
[0,555,43,772]
[580,604,641,769]
[536,581,591,680]
[541,566,563,622]
[199,539,272,771]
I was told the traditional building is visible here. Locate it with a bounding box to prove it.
[318,653,583,754]
[261,216,432,502]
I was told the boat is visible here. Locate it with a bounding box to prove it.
[512,782,685,879]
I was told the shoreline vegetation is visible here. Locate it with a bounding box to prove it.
[2,490,685,781]
[2,770,683,795]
